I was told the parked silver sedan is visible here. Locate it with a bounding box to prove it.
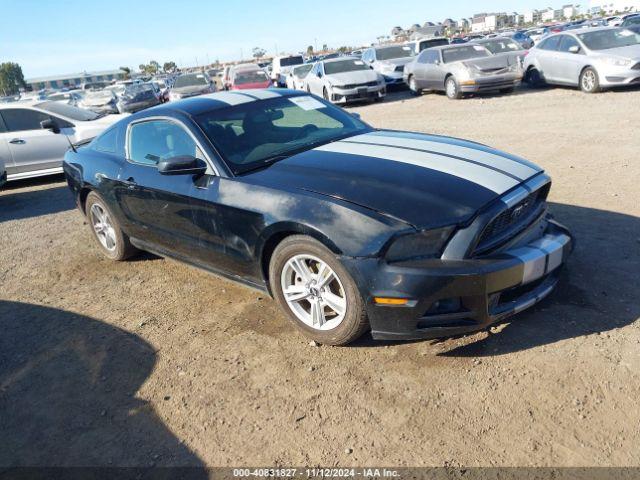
[523,27,640,93]
[403,44,523,99]
[305,57,386,104]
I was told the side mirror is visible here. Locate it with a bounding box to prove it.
[317,71,323,78]
[157,155,207,175]
[569,45,581,54]
[351,112,361,120]
[40,118,60,134]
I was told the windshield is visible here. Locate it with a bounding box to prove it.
[578,28,640,50]
[324,59,368,75]
[483,39,522,53]
[293,64,313,78]
[234,69,269,85]
[195,95,370,174]
[443,45,491,63]
[416,38,449,53]
[86,90,114,100]
[123,84,155,96]
[279,56,304,67]
[623,16,640,26]
[375,45,414,60]
[173,74,209,88]
[36,101,100,121]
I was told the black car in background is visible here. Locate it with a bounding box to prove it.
[59,89,572,345]
[116,83,161,114]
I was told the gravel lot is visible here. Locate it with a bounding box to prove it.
[1,86,639,468]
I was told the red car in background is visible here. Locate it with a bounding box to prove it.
[229,64,271,90]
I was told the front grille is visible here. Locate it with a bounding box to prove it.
[341,81,378,89]
[475,184,549,255]
[395,65,405,72]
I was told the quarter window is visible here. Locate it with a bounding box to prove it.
[128,120,197,166]
[0,108,52,132]
[93,127,118,154]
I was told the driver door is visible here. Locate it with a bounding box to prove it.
[115,118,215,259]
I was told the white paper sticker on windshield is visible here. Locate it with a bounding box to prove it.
[196,74,204,78]
[620,29,634,36]
[402,46,412,50]
[289,95,326,110]
[354,60,365,65]
[473,45,485,51]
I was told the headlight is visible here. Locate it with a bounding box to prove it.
[385,227,455,262]
[601,57,632,67]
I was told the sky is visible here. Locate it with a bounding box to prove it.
[3,0,571,79]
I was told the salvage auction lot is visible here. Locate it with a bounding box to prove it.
[1,87,639,467]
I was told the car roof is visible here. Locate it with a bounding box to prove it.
[135,89,304,118]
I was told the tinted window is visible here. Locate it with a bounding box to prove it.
[539,36,562,51]
[128,120,197,166]
[173,74,210,88]
[93,127,118,154]
[0,115,6,133]
[195,95,369,174]
[417,38,449,52]
[558,35,581,52]
[279,56,304,67]
[1,108,51,132]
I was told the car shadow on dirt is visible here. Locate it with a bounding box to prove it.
[353,203,640,354]
[0,176,75,223]
[0,300,206,470]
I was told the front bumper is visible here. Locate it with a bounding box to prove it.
[344,219,572,341]
[598,63,640,87]
[380,71,406,85]
[331,85,386,104]
[459,73,522,93]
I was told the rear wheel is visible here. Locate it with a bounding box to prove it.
[580,67,600,93]
[445,76,462,99]
[269,235,369,346]
[85,192,137,261]
[525,67,545,88]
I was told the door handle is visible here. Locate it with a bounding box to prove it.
[9,138,25,145]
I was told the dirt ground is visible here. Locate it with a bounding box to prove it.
[1,86,639,468]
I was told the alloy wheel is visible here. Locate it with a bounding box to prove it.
[582,70,596,92]
[446,78,457,98]
[280,254,347,331]
[90,203,117,252]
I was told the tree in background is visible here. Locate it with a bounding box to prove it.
[252,47,266,60]
[138,60,160,76]
[322,43,328,52]
[163,61,177,73]
[0,62,26,96]
[306,45,314,55]
[119,66,131,80]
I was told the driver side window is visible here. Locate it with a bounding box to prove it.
[128,120,198,166]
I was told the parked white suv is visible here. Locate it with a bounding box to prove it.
[0,102,123,181]
[271,55,305,87]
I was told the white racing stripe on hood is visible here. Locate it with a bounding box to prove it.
[316,141,519,194]
[346,133,538,181]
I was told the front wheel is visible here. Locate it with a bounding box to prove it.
[85,192,137,261]
[408,75,421,96]
[269,235,369,346]
[580,67,600,93]
[445,76,463,100]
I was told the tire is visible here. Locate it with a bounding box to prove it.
[269,235,369,346]
[580,67,600,93]
[85,192,137,261]
[445,76,462,99]
[408,75,421,96]
[499,87,515,94]
[323,87,330,101]
[525,67,545,88]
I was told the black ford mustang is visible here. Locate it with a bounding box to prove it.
[60,89,572,345]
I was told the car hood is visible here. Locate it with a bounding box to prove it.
[246,130,543,229]
[69,114,125,141]
[593,44,640,60]
[325,69,379,85]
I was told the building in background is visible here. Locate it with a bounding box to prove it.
[589,0,640,13]
[26,69,126,91]
[523,9,542,24]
